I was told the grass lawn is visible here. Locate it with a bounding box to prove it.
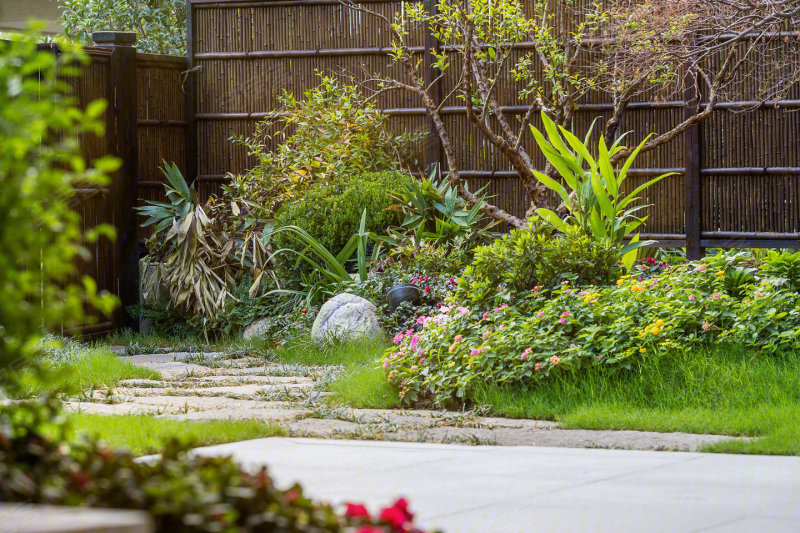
[268,336,402,409]
[68,414,285,455]
[19,339,159,396]
[473,345,800,455]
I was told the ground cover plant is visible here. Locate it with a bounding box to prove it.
[383,247,800,407]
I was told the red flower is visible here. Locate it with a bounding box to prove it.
[424,285,431,293]
[379,498,413,530]
[346,503,372,520]
[356,528,384,533]
[301,309,307,314]
[71,471,91,490]
[286,489,299,502]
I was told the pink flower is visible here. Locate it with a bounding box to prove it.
[449,277,457,285]
[536,312,544,319]
[498,324,506,330]
[419,358,425,364]
[550,356,561,365]
[482,330,491,341]
[405,329,414,337]
[702,320,710,331]
[562,311,571,317]
[382,361,389,369]
[688,294,696,301]
[482,312,490,320]
[454,335,463,342]
[424,285,431,293]
[440,305,451,313]
[520,353,528,360]
[697,265,707,272]
[535,363,543,371]
[559,317,567,325]
[457,306,469,317]
[596,355,603,360]
[392,333,403,344]
[416,315,427,325]
[410,335,418,346]
[470,348,484,357]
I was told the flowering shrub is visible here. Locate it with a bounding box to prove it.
[1,399,435,533]
[382,252,800,406]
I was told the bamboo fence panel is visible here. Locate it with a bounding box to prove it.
[183,0,800,250]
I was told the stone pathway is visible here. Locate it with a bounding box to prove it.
[65,350,745,452]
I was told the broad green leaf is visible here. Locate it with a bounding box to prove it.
[532,170,570,205]
[536,208,571,233]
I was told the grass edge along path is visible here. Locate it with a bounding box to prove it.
[473,344,800,455]
[67,413,286,456]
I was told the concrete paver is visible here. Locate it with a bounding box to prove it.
[194,437,800,533]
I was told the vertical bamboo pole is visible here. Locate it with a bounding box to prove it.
[423,0,442,177]
[185,0,199,184]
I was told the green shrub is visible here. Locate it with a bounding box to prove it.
[274,170,405,262]
[0,33,118,393]
[454,223,619,309]
[538,227,621,287]
[229,76,419,220]
[760,250,800,291]
[60,0,187,55]
[455,223,551,308]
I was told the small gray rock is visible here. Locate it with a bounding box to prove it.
[311,293,381,343]
[243,317,271,340]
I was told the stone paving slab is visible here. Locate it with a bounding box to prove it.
[0,504,152,533]
[193,437,800,533]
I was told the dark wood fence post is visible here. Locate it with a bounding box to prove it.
[92,31,139,329]
[185,0,198,185]
[422,0,443,178]
[683,54,703,260]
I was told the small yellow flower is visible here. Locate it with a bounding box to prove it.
[716,271,725,277]
[639,347,646,353]
[631,285,645,293]
[651,327,661,335]
[655,319,665,327]
[616,279,625,286]
[448,361,455,368]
